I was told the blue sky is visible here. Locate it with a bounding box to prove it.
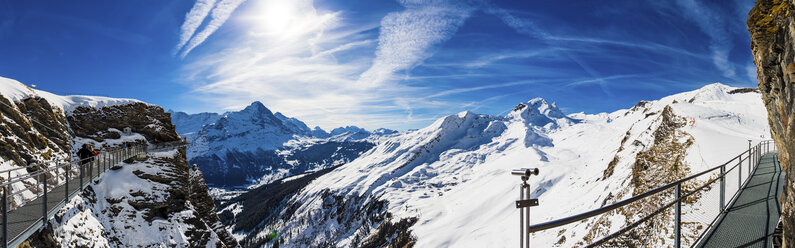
[0,0,758,130]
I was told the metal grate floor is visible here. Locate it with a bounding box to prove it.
[697,153,784,248]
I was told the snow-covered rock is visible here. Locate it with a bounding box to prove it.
[0,76,144,115]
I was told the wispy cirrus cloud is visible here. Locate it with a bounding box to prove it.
[178,0,406,129]
[356,0,476,87]
[175,0,216,53]
[177,0,486,130]
[176,0,246,58]
[672,0,736,79]
[482,5,616,97]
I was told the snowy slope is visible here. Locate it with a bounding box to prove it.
[242,83,769,247]
[0,76,144,114]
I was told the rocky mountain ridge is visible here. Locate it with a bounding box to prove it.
[0,77,238,247]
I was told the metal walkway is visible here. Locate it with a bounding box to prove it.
[516,140,779,248]
[0,141,187,248]
[697,152,784,248]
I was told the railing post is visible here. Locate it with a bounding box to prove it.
[512,168,539,248]
[720,165,725,210]
[42,173,47,219]
[525,181,530,248]
[2,185,7,248]
[65,164,69,199]
[79,161,83,188]
[748,140,752,171]
[519,183,524,248]
[675,183,681,248]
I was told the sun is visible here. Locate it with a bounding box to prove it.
[254,0,297,36]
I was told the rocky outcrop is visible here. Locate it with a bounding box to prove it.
[27,149,238,247]
[748,0,795,246]
[69,103,180,144]
[0,95,70,170]
[0,89,237,247]
[190,166,240,247]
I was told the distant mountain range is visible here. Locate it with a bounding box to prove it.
[169,102,396,187]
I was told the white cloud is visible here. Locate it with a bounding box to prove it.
[175,0,217,53]
[673,0,736,78]
[178,0,418,130]
[356,1,475,87]
[483,5,613,97]
[176,0,488,130]
[463,51,542,68]
[178,0,246,58]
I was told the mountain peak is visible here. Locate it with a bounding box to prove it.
[330,126,368,135]
[508,98,573,129]
[685,82,734,102]
[241,101,273,115]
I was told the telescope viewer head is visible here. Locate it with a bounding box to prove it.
[511,168,539,177]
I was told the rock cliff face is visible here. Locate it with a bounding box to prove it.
[748,1,795,246]
[0,77,237,247]
[21,100,238,247]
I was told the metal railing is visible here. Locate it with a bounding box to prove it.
[516,140,777,247]
[0,141,188,248]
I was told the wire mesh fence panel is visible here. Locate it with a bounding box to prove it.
[573,186,680,247]
[588,204,677,248]
[528,224,573,247]
[724,165,740,209]
[681,172,722,247]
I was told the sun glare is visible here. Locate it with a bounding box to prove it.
[257,0,296,36]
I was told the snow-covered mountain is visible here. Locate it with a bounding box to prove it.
[168,110,221,137]
[0,76,237,247]
[218,83,770,247]
[176,102,391,187]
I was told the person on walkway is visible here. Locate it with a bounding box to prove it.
[77,144,94,165]
[77,144,97,177]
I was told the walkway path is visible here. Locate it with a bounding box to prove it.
[1,141,186,248]
[698,152,784,248]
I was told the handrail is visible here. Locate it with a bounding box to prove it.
[0,144,146,188]
[0,145,135,175]
[587,164,729,247]
[0,140,190,248]
[0,141,188,188]
[526,140,775,237]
